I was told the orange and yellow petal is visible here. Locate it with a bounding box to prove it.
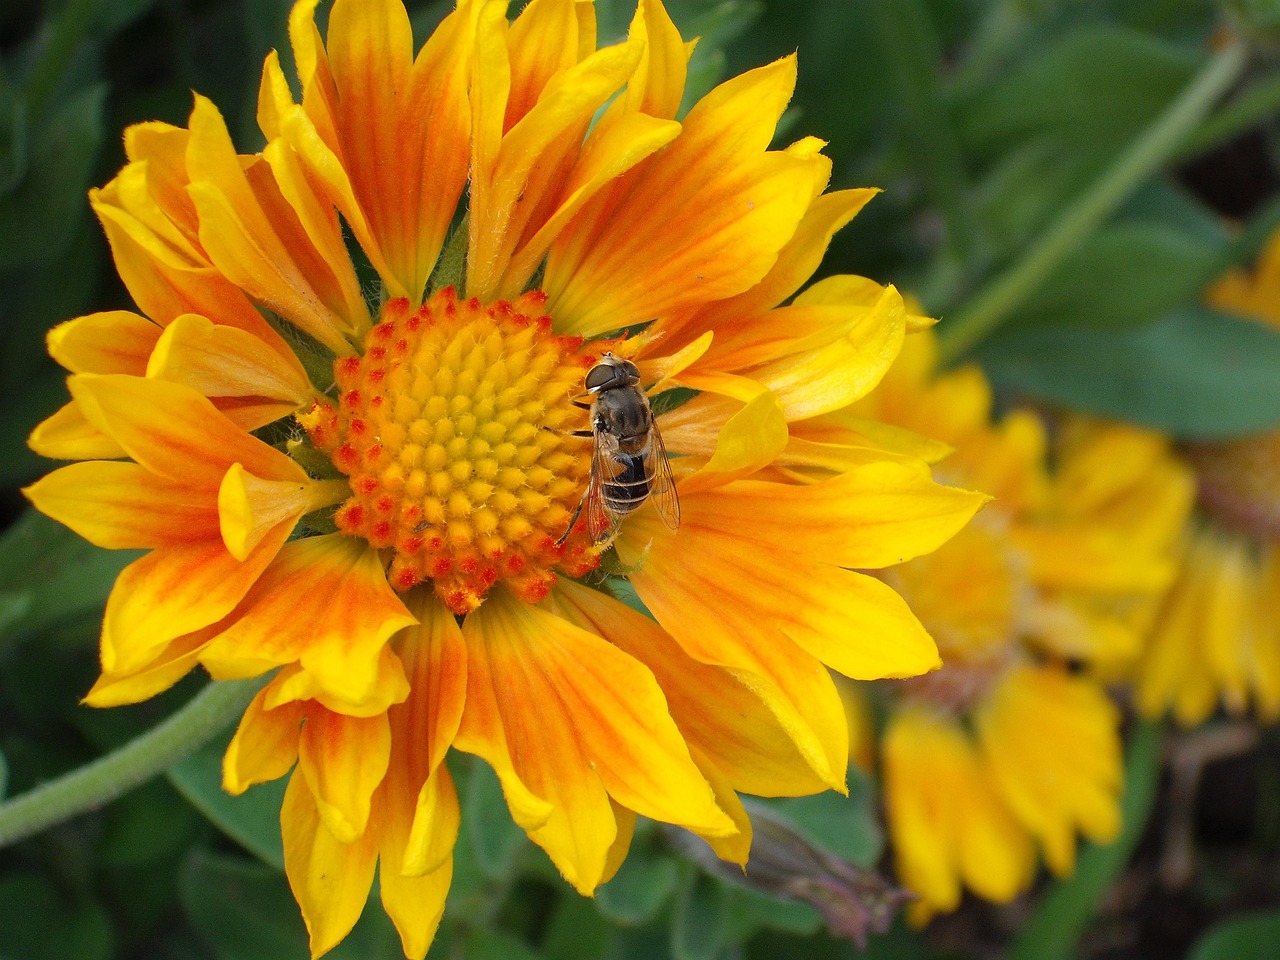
[453,587,733,893]
[883,705,1035,923]
[199,534,417,708]
[976,664,1122,877]
[327,0,471,302]
[297,708,392,843]
[1137,527,1269,725]
[468,6,648,301]
[224,686,306,794]
[69,374,308,488]
[24,461,220,550]
[101,522,294,678]
[377,766,457,960]
[544,57,819,337]
[281,772,380,959]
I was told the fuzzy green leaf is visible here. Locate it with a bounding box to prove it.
[980,306,1280,438]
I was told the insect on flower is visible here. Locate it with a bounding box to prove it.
[558,352,680,545]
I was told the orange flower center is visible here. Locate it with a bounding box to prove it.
[299,288,599,614]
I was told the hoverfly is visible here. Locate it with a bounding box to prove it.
[556,352,680,545]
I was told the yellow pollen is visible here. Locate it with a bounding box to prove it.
[298,288,600,613]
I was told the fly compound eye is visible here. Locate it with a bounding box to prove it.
[617,359,641,382]
[584,363,617,391]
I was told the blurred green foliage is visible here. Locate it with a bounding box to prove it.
[2,0,1280,958]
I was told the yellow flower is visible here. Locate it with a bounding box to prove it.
[1134,232,1280,725]
[24,0,984,955]
[846,329,1193,922]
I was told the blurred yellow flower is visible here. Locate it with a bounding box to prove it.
[845,329,1193,922]
[23,0,984,955]
[1134,232,1280,725]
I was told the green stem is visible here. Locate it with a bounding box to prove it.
[1180,70,1280,161]
[0,677,266,848]
[936,39,1248,366]
[1007,719,1165,960]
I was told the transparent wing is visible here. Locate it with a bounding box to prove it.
[586,432,625,543]
[644,420,681,532]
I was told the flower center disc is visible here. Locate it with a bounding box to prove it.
[300,288,599,614]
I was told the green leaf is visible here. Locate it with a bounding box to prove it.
[596,845,681,925]
[959,25,1198,157]
[466,931,544,960]
[97,776,201,870]
[979,306,1280,439]
[167,733,287,870]
[91,0,162,34]
[726,886,822,940]
[463,755,528,879]
[541,893,615,960]
[1013,219,1227,330]
[0,83,105,269]
[181,846,403,960]
[1189,910,1280,960]
[0,78,26,193]
[959,25,1201,258]
[179,849,310,960]
[0,872,113,960]
[0,510,139,658]
[671,870,729,960]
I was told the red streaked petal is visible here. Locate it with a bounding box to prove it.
[503,110,681,300]
[262,646,409,719]
[199,534,417,708]
[545,57,818,337]
[468,38,644,301]
[661,189,878,348]
[297,708,391,843]
[24,460,220,549]
[101,520,293,677]
[89,193,291,353]
[455,588,732,893]
[617,516,852,790]
[687,748,753,865]
[82,630,209,707]
[223,684,305,794]
[69,374,308,487]
[656,467,988,571]
[28,402,126,461]
[324,0,473,303]
[392,591,468,782]
[552,580,829,799]
[147,313,311,407]
[618,0,691,120]
[676,389,788,495]
[47,311,160,375]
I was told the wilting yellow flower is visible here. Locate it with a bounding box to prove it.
[1135,233,1280,725]
[845,330,1193,922]
[24,0,983,956]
